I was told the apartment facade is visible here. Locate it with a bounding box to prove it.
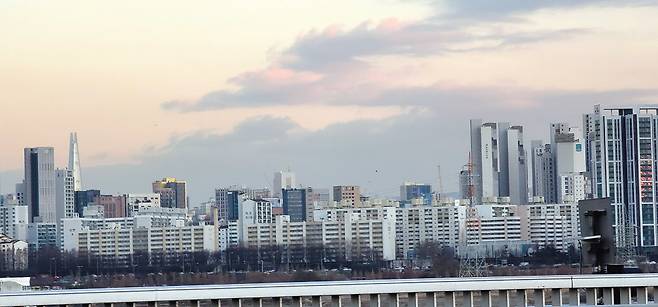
[584,105,658,247]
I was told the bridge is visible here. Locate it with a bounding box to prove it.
[2,274,658,306]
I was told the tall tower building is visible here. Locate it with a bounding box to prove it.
[584,105,658,248]
[152,177,187,210]
[273,170,296,198]
[469,119,485,204]
[470,120,528,205]
[507,126,529,205]
[24,147,56,223]
[68,132,82,191]
[531,140,546,199]
[55,169,76,221]
[553,124,586,204]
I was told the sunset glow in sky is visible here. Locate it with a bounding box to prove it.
[3,1,658,200]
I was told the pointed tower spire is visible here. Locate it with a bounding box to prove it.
[68,132,82,191]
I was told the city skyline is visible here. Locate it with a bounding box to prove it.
[0,115,582,204]
[5,1,658,300]
[4,1,658,203]
[0,105,653,204]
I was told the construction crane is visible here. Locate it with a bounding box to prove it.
[458,153,477,207]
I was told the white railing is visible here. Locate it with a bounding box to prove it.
[2,274,658,306]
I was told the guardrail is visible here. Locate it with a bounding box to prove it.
[2,274,658,306]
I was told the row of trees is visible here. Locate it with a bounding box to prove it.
[0,242,578,278]
[1,244,388,277]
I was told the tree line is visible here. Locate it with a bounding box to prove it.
[0,242,578,278]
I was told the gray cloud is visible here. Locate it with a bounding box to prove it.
[9,89,658,202]
[161,0,600,112]
[439,0,658,20]
[5,87,658,203]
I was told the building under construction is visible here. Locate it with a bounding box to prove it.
[458,154,477,205]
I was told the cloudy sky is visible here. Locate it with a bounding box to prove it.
[3,0,658,203]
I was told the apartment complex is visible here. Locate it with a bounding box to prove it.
[77,225,218,262]
[584,105,658,248]
[313,202,579,258]
[239,215,396,261]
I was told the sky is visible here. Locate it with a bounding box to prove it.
[2,0,658,203]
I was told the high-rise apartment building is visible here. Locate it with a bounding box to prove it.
[507,126,529,205]
[531,123,587,205]
[554,129,587,204]
[470,120,528,205]
[333,185,361,207]
[24,147,56,223]
[531,140,548,200]
[152,177,187,210]
[68,132,82,191]
[584,105,658,247]
[55,169,76,222]
[273,170,296,198]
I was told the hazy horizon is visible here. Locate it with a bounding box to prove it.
[3,1,658,203]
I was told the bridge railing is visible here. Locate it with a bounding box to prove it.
[2,274,658,306]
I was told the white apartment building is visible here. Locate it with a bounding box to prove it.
[240,215,396,261]
[0,204,28,241]
[61,215,186,252]
[526,203,580,250]
[315,202,580,258]
[55,168,76,222]
[219,221,240,251]
[558,173,587,204]
[394,206,466,258]
[532,123,587,205]
[314,205,466,259]
[77,225,218,263]
[466,205,524,245]
[237,199,273,244]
